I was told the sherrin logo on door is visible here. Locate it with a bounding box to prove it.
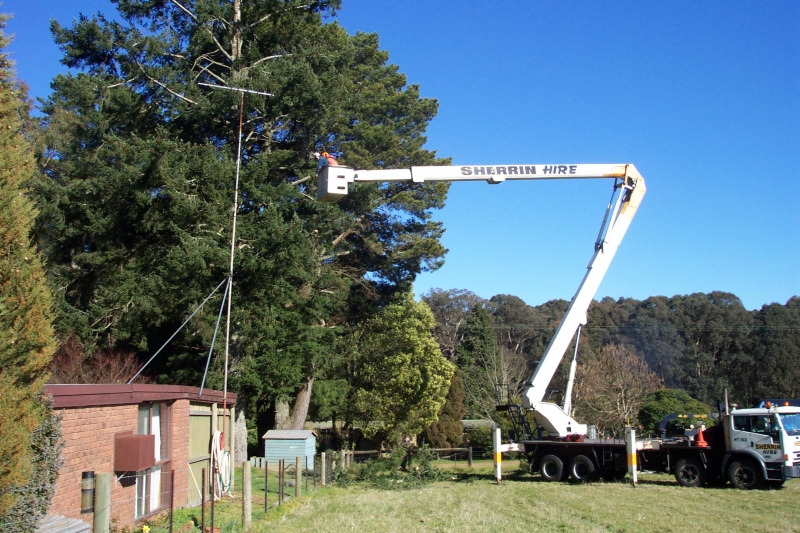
[755,443,781,450]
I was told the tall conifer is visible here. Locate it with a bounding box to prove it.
[35,1,449,435]
[0,14,58,516]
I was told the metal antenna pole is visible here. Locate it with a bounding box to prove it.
[222,92,245,444]
[199,82,269,449]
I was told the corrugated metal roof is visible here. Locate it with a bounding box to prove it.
[262,430,316,440]
[36,515,90,533]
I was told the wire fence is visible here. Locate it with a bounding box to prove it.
[12,448,485,532]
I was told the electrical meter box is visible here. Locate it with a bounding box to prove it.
[316,166,353,202]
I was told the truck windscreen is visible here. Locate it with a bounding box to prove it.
[778,413,800,436]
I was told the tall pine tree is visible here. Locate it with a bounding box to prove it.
[34,1,450,433]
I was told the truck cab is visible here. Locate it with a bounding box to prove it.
[724,405,800,488]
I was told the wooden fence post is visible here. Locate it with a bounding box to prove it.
[320,453,326,486]
[278,459,284,505]
[169,470,175,533]
[468,447,473,467]
[295,456,302,498]
[242,461,251,529]
[201,468,206,533]
[264,461,268,513]
[210,460,216,531]
[93,472,111,533]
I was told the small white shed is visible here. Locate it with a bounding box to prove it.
[262,430,316,469]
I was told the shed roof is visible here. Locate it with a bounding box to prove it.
[44,384,236,409]
[262,430,316,440]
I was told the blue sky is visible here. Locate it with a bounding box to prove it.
[4,0,799,311]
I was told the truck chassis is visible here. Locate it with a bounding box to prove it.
[518,417,800,490]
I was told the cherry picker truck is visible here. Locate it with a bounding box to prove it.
[317,162,800,489]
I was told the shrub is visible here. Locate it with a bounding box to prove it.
[336,446,447,490]
[638,389,712,433]
[0,393,63,532]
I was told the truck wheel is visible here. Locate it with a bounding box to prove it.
[674,458,706,488]
[539,454,564,482]
[569,455,597,483]
[728,459,763,490]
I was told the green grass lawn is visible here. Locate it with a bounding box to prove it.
[144,461,800,533]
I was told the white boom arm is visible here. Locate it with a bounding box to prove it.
[317,163,646,437]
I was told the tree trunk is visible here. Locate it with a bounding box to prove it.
[231,0,242,61]
[287,374,314,430]
[274,398,290,430]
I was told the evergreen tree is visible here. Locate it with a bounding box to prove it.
[420,366,465,447]
[34,0,450,432]
[457,304,500,419]
[343,295,453,443]
[0,15,58,516]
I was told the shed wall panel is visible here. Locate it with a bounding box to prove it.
[263,437,316,469]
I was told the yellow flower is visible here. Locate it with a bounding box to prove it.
[142,526,150,533]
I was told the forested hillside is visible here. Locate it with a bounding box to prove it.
[423,289,800,431]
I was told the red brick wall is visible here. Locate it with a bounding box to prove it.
[50,399,193,529]
[171,399,190,508]
[50,405,138,526]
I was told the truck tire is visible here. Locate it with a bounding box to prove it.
[728,459,763,490]
[539,454,564,482]
[674,457,706,488]
[569,455,597,482]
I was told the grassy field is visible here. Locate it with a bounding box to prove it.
[149,460,800,533]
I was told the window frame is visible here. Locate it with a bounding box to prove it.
[135,401,173,520]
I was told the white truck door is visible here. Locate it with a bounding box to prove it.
[730,414,781,461]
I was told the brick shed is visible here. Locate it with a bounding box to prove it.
[43,384,237,531]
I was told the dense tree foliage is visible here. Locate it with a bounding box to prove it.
[34,0,450,436]
[456,304,499,419]
[746,298,800,401]
[421,288,484,361]
[420,367,465,447]
[341,295,453,443]
[0,17,58,516]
